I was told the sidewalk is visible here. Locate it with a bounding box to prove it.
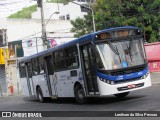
[0,93,7,97]
[150,72,160,85]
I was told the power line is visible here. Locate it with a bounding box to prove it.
[11,27,73,43]
[18,31,42,40]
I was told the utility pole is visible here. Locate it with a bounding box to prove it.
[37,0,47,50]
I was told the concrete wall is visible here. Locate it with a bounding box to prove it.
[0,18,7,29]
[6,19,74,42]
[32,2,87,20]
[32,3,64,20]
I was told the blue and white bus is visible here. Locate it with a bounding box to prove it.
[18,26,151,104]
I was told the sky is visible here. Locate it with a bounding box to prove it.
[0,0,36,18]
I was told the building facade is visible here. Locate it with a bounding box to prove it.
[32,0,96,20]
[0,18,75,95]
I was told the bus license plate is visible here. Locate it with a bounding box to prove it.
[127,84,136,88]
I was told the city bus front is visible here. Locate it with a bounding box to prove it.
[94,27,152,96]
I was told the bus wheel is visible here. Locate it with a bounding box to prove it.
[74,85,88,104]
[37,87,45,103]
[114,92,129,98]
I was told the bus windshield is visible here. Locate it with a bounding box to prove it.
[96,39,146,70]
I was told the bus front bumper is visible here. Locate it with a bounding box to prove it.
[97,73,152,96]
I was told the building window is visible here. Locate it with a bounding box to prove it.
[59,16,65,20]
[66,14,70,20]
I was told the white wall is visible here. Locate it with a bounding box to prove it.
[59,2,87,20]
[32,2,87,20]
[7,19,74,42]
[0,18,7,29]
[32,3,64,20]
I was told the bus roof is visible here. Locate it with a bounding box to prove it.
[19,26,139,63]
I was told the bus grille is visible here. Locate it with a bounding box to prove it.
[110,66,145,76]
[114,76,142,84]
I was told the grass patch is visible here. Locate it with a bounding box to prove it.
[8,5,37,18]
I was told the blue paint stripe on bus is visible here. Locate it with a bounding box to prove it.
[96,67,148,81]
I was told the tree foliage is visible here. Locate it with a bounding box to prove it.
[71,0,160,42]
[70,14,93,38]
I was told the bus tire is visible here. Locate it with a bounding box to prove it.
[37,87,45,103]
[114,92,129,98]
[74,85,88,104]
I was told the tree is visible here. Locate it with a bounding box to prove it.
[70,14,93,38]
[70,0,160,42]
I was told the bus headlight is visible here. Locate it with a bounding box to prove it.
[110,81,115,85]
[99,77,115,85]
[141,72,149,79]
[107,80,110,84]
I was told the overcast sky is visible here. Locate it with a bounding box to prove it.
[0,0,36,18]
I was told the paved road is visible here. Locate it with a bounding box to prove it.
[150,72,160,84]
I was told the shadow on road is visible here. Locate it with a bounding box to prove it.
[22,94,146,105]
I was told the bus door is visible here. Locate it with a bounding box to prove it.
[80,43,99,95]
[44,56,56,96]
[25,62,34,96]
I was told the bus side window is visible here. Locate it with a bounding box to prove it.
[19,63,26,78]
[26,62,32,78]
[32,58,39,75]
[39,57,45,74]
[54,50,66,71]
[45,55,54,75]
[64,46,79,69]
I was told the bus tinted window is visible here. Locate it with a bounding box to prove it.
[32,58,39,75]
[39,57,45,74]
[26,62,32,78]
[54,50,66,71]
[65,46,79,69]
[19,63,26,78]
[45,56,54,75]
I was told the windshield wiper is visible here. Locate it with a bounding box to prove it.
[126,43,133,61]
[107,41,122,63]
[107,41,119,55]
